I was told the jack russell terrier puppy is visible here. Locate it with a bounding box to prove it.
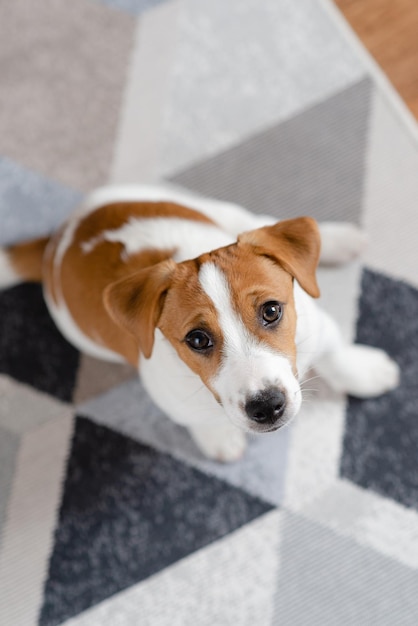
[0,186,400,461]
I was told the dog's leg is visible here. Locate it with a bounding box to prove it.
[187,418,247,463]
[313,310,400,397]
[318,222,368,265]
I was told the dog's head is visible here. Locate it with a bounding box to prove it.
[104,217,320,433]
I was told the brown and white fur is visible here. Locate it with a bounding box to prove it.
[0,186,400,461]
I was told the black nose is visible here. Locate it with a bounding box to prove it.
[245,389,287,425]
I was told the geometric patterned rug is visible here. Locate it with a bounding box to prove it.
[1,1,418,624]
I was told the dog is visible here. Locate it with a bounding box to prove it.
[0,185,400,461]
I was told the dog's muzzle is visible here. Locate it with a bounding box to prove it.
[244,387,287,431]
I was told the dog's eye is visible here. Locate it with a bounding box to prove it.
[185,329,214,352]
[261,301,283,326]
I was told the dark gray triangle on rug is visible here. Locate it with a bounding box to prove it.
[0,284,80,403]
[168,79,372,224]
[341,268,418,510]
[39,416,273,626]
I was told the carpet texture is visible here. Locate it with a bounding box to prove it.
[0,1,418,625]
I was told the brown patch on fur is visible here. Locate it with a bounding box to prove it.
[61,243,175,365]
[238,217,321,298]
[49,201,215,366]
[7,236,50,282]
[104,257,177,359]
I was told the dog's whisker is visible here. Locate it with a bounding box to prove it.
[300,390,316,400]
[300,376,321,386]
[301,373,321,382]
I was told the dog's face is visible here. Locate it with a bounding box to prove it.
[104,217,320,433]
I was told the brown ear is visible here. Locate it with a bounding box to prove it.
[103,259,176,358]
[239,217,321,297]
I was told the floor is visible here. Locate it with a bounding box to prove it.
[334,0,418,118]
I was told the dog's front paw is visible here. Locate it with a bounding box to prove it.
[319,223,368,265]
[349,347,400,398]
[325,345,400,398]
[189,421,247,463]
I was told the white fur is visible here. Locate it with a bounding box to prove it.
[315,344,400,397]
[187,419,247,462]
[0,249,19,289]
[82,216,233,262]
[296,293,400,398]
[141,329,221,427]
[319,222,368,265]
[139,329,248,461]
